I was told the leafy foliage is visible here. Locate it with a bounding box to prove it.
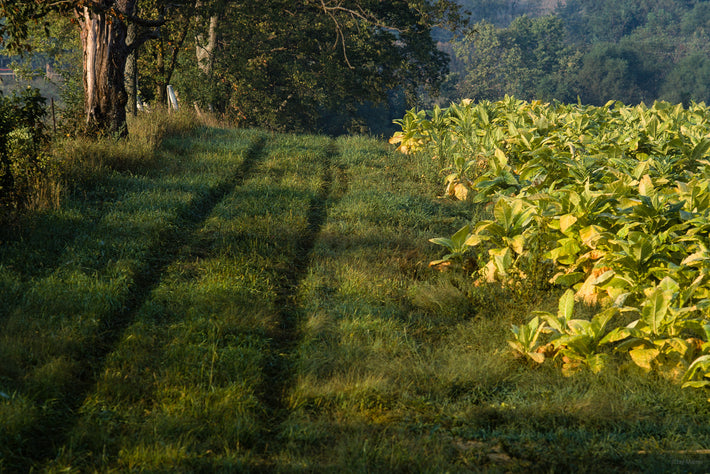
[166,0,465,132]
[394,97,710,394]
[446,1,710,107]
[0,87,51,219]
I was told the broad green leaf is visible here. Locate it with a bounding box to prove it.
[490,247,513,276]
[567,319,591,336]
[429,237,454,250]
[641,288,671,336]
[600,327,634,345]
[681,380,710,389]
[691,138,710,161]
[658,337,690,358]
[591,307,616,334]
[509,234,525,255]
[558,289,575,320]
[657,276,679,295]
[539,312,565,334]
[683,354,710,384]
[579,225,604,247]
[638,174,654,197]
[451,225,472,247]
[561,334,593,356]
[463,233,484,247]
[681,251,709,266]
[629,347,660,371]
[494,147,508,167]
[550,272,585,287]
[592,270,615,286]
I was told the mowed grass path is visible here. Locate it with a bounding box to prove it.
[2,129,710,472]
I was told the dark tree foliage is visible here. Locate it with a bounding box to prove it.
[165,0,465,132]
[0,88,48,214]
[451,15,574,102]
[574,43,656,105]
[661,52,710,106]
[4,0,464,135]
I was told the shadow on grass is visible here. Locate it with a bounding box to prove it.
[8,135,267,471]
[255,141,347,453]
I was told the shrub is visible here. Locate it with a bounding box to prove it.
[0,87,52,220]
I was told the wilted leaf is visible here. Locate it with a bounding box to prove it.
[454,183,469,201]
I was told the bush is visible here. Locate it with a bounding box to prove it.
[0,87,53,220]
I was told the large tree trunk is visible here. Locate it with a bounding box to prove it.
[79,1,136,137]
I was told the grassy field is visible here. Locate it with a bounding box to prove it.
[2,126,710,472]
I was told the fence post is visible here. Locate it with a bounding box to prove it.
[167,85,179,111]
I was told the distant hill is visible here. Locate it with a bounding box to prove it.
[458,0,566,26]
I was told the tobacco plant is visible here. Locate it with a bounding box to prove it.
[394,97,710,397]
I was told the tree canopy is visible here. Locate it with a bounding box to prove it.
[1,0,467,135]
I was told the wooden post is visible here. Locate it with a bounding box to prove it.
[167,85,179,111]
[51,97,56,133]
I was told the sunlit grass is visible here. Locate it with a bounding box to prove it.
[2,130,710,472]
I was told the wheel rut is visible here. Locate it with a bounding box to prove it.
[24,135,267,471]
[255,140,346,461]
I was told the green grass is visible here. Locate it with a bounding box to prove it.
[1,129,710,472]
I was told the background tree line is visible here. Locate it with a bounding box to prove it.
[446,0,710,107]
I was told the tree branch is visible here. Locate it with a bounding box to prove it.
[128,28,160,52]
[316,0,404,69]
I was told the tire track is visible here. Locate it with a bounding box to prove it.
[93,136,267,363]
[256,140,346,457]
[21,135,267,471]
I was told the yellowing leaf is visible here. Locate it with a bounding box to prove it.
[559,214,577,234]
[527,351,545,364]
[629,347,660,371]
[639,174,654,196]
[494,148,508,166]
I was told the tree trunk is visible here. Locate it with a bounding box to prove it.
[156,37,167,106]
[196,15,218,75]
[125,21,138,117]
[79,1,135,137]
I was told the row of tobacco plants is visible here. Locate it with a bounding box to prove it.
[392,96,710,390]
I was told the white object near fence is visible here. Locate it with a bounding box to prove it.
[167,85,179,110]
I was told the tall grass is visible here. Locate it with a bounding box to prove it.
[8,108,203,218]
